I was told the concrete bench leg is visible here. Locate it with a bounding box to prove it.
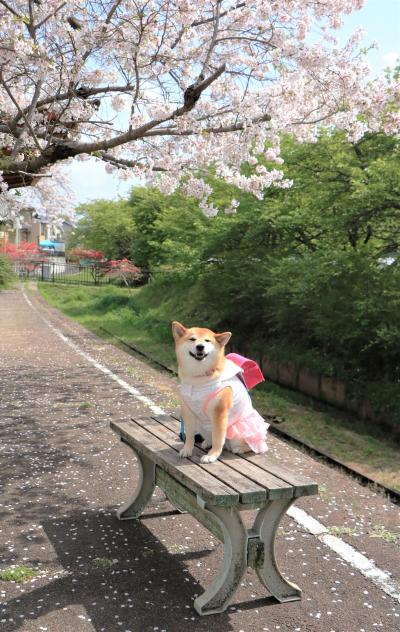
[253,499,302,602]
[194,503,248,616]
[116,442,155,520]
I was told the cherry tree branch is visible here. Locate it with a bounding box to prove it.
[0,0,21,19]
[201,0,221,74]
[170,1,246,50]
[59,63,227,155]
[0,71,43,155]
[2,63,227,184]
[143,112,271,137]
[11,79,43,159]
[192,2,246,27]
[100,153,167,172]
[35,3,68,30]
[5,84,135,132]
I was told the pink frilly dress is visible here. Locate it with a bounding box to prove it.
[179,359,268,453]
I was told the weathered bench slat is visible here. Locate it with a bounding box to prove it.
[139,415,267,504]
[219,452,294,499]
[243,454,318,497]
[155,414,295,500]
[168,412,316,498]
[111,419,239,507]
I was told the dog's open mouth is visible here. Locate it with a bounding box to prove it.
[189,351,208,361]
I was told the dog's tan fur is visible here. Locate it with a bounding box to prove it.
[172,321,248,463]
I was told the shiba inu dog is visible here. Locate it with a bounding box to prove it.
[172,321,268,464]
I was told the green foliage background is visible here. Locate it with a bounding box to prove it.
[71,131,400,422]
[0,254,14,289]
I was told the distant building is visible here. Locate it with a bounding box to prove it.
[0,207,73,253]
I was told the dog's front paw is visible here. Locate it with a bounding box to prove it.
[200,452,220,464]
[179,446,193,458]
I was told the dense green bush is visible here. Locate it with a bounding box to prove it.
[0,254,14,289]
[71,130,400,408]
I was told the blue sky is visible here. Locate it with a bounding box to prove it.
[68,0,400,207]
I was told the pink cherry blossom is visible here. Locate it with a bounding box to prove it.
[0,0,397,218]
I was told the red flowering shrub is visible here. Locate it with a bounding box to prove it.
[5,241,41,261]
[106,259,143,286]
[68,248,106,263]
[5,241,44,275]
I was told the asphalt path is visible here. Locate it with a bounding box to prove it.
[0,287,399,632]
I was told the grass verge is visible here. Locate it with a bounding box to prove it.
[38,282,400,491]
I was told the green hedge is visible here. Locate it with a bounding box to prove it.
[0,255,14,289]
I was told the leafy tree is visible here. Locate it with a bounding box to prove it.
[128,188,166,270]
[148,131,400,382]
[71,199,135,260]
[269,131,400,257]
[69,130,400,386]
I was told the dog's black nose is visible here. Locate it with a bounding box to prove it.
[196,344,205,352]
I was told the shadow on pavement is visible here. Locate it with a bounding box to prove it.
[1,507,250,632]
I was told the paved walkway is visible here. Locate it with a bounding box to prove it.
[0,287,399,632]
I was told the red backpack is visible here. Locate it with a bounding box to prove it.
[226,353,265,389]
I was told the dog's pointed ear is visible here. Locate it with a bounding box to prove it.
[172,321,187,341]
[215,331,232,347]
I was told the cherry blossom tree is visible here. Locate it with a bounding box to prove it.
[0,1,398,215]
[0,162,75,227]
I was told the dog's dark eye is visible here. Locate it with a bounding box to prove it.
[205,339,211,343]
[189,337,196,341]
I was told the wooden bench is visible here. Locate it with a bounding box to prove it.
[110,414,318,616]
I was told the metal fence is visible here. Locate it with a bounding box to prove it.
[14,261,112,285]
